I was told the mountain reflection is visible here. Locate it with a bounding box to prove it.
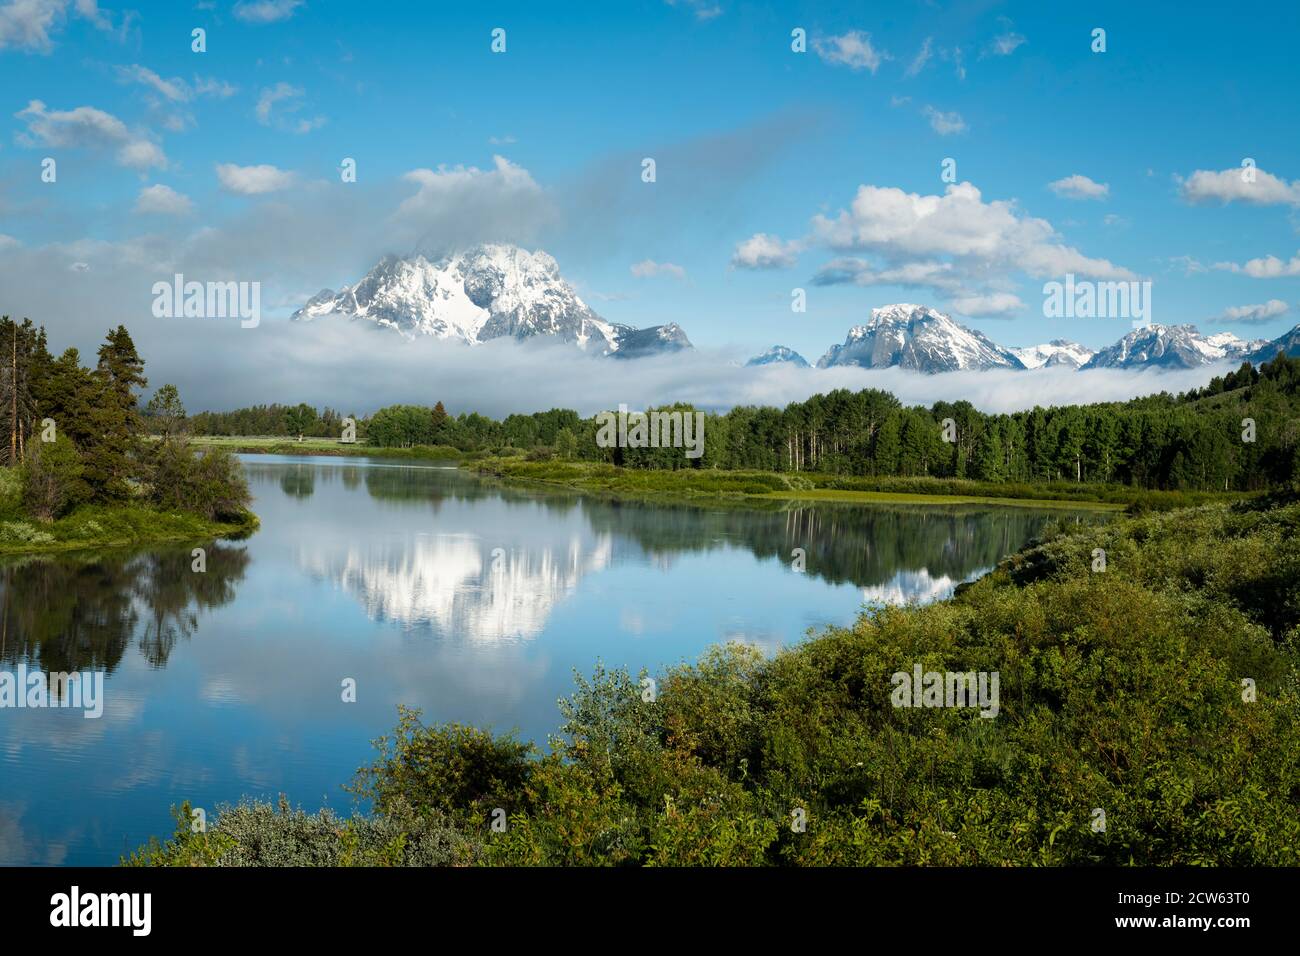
[0,543,250,673]
[264,458,1098,643]
[300,534,613,642]
[4,460,1100,671]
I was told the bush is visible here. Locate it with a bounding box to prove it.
[21,435,88,522]
[147,438,252,521]
[0,520,55,545]
[124,798,482,867]
[349,706,535,827]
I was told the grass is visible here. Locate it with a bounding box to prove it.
[0,504,258,555]
[189,435,463,460]
[0,465,257,555]
[472,456,1238,511]
[751,488,1127,510]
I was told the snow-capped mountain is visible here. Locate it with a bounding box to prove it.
[816,304,1026,373]
[610,323,692,359]
[1082,324,1265,370]
[292,243,691,358]
[1011,339,1094,370]
[1247,326,1300,364]
[747,346,810,368]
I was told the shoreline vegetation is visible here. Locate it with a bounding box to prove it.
[469,457,1228,511]
[0,499,257,556]
[128,491,1300,866]
[196,438,1229,511]
[192,438,1235,511]
[189,435,463,461]
[0,317,256,557]
[185,354,1300,512]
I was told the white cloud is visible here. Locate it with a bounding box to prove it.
[0,234,20,250]
[116,64,190,102]
[1214,251,1300,278]
[14,99,166,170]
[1214,299,1290,323]
[1049,174,1109,201]
[215,162,296,195]
[0,0,66,51]
[233,0,302,24]
[814,31,889,73]
[943,46,966,81]
[922,105,966,135]
[813,257,963,292]
[0,0,126,52]
[665,0,721,20]
[1166,255,1206,275]
[810,182,1132,277]
[730,232,800,270]
[253,82,325,133]
[803,180,1134,306]
[630,259,686,280]
[393,155,556,252]
[904,37,932,77]
[134,184,193,216]
[985,32,1025,57]
[947,292,1025,317]
[1179,166,1300,206]
[194,76,238,99]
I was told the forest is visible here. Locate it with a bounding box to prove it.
[189,354,1300,493]
[0,315,251,539]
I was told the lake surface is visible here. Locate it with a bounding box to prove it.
[0,455,1104,865]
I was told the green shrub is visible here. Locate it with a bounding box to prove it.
[349,706,534,826]
[21,435,88,522]
[147,438,252,520]
[124,798,482,867]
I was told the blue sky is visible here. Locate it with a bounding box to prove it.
[1,0,1299,405]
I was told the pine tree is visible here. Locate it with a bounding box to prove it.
[0,317,38,465]
[85,327,148,500]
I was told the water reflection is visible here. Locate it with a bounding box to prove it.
[0,456,1107,866]
[246,459,1095,644]
[0,543,250,674]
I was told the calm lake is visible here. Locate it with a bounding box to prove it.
[0,455,1105,865]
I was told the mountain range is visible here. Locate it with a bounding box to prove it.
[291,245,1293,373]
[755,305,1281,374]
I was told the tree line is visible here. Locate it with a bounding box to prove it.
[0,315,250,524]
[189,353,1300,493]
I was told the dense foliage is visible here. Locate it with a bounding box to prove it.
[192,354,1300,493]
[0,314,252,529]
[133,494,1300,866]
[188,402,353,439]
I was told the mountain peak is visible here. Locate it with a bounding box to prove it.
[747,345,810,368]
[292,244,690,358]
[1083,323,1263,369]
[819,304,1024,372]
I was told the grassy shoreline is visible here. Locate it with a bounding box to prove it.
[192,437,1245,510]
[190,436,462,460]
[471,457,1239,511]
[0,504,259,556]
